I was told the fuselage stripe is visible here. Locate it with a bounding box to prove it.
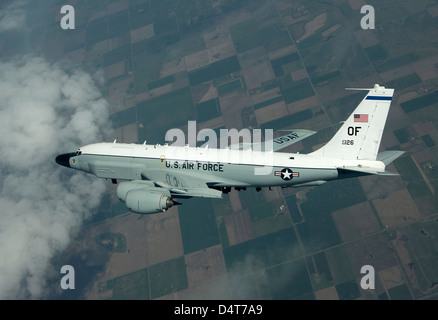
[365,96,392,100]
[78,153,335,171]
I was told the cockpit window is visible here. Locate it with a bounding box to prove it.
[74,151,82,156]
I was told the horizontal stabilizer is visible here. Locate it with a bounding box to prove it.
[376,150,405,165]
[338,166,399,176]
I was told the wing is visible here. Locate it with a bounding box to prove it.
[271,129,317,151]
[230,129,316,152]
[140,169,243,198]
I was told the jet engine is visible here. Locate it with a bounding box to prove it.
[117,181,179,214]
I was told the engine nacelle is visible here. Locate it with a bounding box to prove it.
[117,181,155,202]
[125,189,176,214]
[116,181,178,214]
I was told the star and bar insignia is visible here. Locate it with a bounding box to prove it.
[274,168,299,181]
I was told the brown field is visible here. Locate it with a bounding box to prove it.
[197,115,225,130]
[204,27,233,49]
[225,209,255,245]
[411,54,438,82]
[344,233,398,273]
[379,65,415,82]
[81,213,150,299]
[160,58,186,78]
[184,49,211,72]
[228,190,242,212]
[243,62,275,90]
[249,88,282,106]
[354,29,379,49]
[199,83,219,103]
[297,12,327,42]
[331,201,381,242]
[114,122,139,143]
[314,286,339,300]
[107,0,128,15]
[185,245,227,289]
[427,4,438,17]
[130,24,155,43]
[359,173,405,201]
[263,186,282,202]
[412,121,435,136]
[379,265,405,290]
[379,130,401,150]
[144,208,185,266]
[107,76,133,112]
[290,69,308,82]
[208,41,236,63]
[372,189,422,227]
[255,101,289,124]
[322,24,342,38]
[286,95,318,114]
[219,92,250,130]
[348,0,367,10]
[267,45,297,61]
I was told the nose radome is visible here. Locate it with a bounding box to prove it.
[55,153,75,168]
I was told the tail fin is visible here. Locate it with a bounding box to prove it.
[312,84,394,160]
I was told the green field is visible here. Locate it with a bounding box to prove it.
[147,74,175,90]
[110,269,150,299]
[388,284,412,300]
[137,87,194,143]
[271,53,300,77]
[335,280,361,300]
[189,56,241,86]
[307,252,334,291]
[260,109,313,131]
[196,98,222,122]
[394,156,431,199]
[400,91,438,113]
[386,73,422,90]
[325,245,355,284]
[280,78,315,104]
[149,256,188,299]
[253,96,284,110]
[178,198,220,254]
[217,78,244,96]
[249,201,292,237]
[284,194,303,224]
[110,107,136,129]
[393,126,416,144]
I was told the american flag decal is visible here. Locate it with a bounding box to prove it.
[354,114,368,123]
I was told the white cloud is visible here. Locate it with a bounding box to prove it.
[0,55,112,299]
[0,0,27,33]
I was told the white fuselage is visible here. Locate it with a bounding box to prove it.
[68,142,384,188]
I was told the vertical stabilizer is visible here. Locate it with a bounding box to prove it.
[312,84,394,160]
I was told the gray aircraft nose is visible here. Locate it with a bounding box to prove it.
[55,153,75,168]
